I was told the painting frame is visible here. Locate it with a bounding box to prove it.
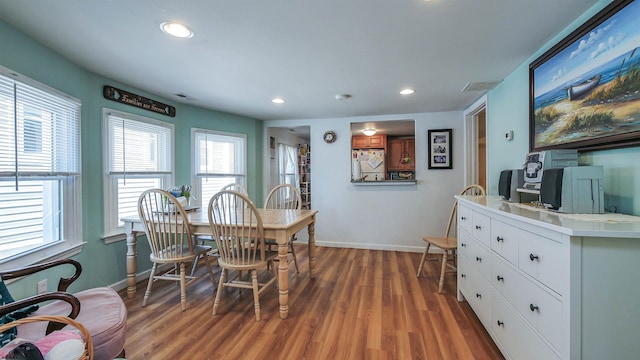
[428,129,452,169]
[529,0,640,152]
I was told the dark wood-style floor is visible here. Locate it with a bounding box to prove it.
[121,245,503,359]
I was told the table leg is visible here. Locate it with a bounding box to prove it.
[125,227,138,299]
[308,214,316,279]
[277,229,289,319]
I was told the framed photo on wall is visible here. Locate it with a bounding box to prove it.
[530,0,640,151]
[428,129,452,169]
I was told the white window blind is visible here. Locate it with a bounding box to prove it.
[0,67,82,264]
[192,129,246,208]
[103,109,173,237]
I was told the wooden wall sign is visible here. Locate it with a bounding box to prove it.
[103,85,176,117]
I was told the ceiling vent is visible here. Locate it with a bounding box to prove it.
[174,93,198,101]
[460,81,502,92]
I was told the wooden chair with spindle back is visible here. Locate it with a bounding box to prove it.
[416,184,486,293]
[138,189,216,310]
[208,190,278,321]
[264,184,303,272]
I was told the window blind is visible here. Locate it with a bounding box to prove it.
[106,112,172,175]
[0,74,80,179]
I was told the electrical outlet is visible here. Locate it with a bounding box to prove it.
[37,279,47,294]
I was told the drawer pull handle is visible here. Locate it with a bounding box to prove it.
[476,293,482,298]
[461,243,467,247]
[496,236,504,242]
[496,275,504,282]
[529,253,539,261]
[530,304,539,312]
[497,320,504,327]
[461,216,467,220]
[461,274,466,278]
[475,225,482,230]
[475,256,482,262]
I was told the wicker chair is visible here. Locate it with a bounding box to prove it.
[0,259,125,359]
[207,190,278,321]
[138,189,216,311]
[416,184,486,293]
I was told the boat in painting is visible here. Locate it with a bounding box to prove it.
[567,74,601,101]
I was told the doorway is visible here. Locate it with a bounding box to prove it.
[265,126,311,206]
[464,96,487,190]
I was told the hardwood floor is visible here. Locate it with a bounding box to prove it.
[121,245,503,359]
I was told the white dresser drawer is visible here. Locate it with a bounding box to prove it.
[472,211,491,247]
[518,231,564,294]
[492,254,562,351]
[459,231,491,281]
[458,255,474,300]
[458,203,473,234]
[459,259,493,328]
[491,218,518,265]
[492,293,561,360]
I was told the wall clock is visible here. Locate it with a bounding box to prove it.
[323,130,337,144]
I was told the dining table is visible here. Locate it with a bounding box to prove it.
[121,207,318,319]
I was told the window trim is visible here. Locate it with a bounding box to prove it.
[0,65,83,270]
[102,108,174,240]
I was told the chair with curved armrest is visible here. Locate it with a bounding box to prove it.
[0,259,127,359]
[416,184,486,293]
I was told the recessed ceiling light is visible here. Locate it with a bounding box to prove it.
[400,88,416,95]
[272,98,285,104]
[160,22,194,38]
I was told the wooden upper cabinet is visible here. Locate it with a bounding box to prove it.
[352,134,387,149]
[387,137,415,171]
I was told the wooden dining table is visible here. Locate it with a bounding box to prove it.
[122,208,318,319]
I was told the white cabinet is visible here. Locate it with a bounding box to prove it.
[456,195,640,360]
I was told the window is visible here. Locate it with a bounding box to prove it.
[278,143,299,188]
[0,66,82,266]
[103,109,173,239]
[192,129,246,208]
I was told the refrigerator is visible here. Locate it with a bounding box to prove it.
[352,149,385,181]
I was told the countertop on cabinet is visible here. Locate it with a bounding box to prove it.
[456,195,640,238]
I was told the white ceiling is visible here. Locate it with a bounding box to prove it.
[0,0,598,121]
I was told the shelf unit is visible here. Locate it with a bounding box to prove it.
[298,144,311,209]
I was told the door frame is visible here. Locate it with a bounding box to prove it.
[463,95,487,187]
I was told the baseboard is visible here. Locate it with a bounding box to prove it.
[297,240,435,254]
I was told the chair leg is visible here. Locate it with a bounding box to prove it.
[416,243,431,277]
[142,263,158,307]
[179,263,187,311]
[189,253,202,277]
[252,270,261,321]
[438,250,448,294]
[203,252,217,287]
[212,269,226,316]
[289,239,299,273]
[271,260,278,289]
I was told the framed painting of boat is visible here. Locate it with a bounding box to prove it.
[529,0,640,151]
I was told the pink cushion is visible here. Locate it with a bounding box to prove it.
[17,287,127,360]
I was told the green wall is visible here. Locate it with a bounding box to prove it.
[485,0,640,216]
[0,18,263,297]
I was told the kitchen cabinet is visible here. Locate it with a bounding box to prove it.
[456,195,640,360]
[387,137,415,171]
[352,134,386,149]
